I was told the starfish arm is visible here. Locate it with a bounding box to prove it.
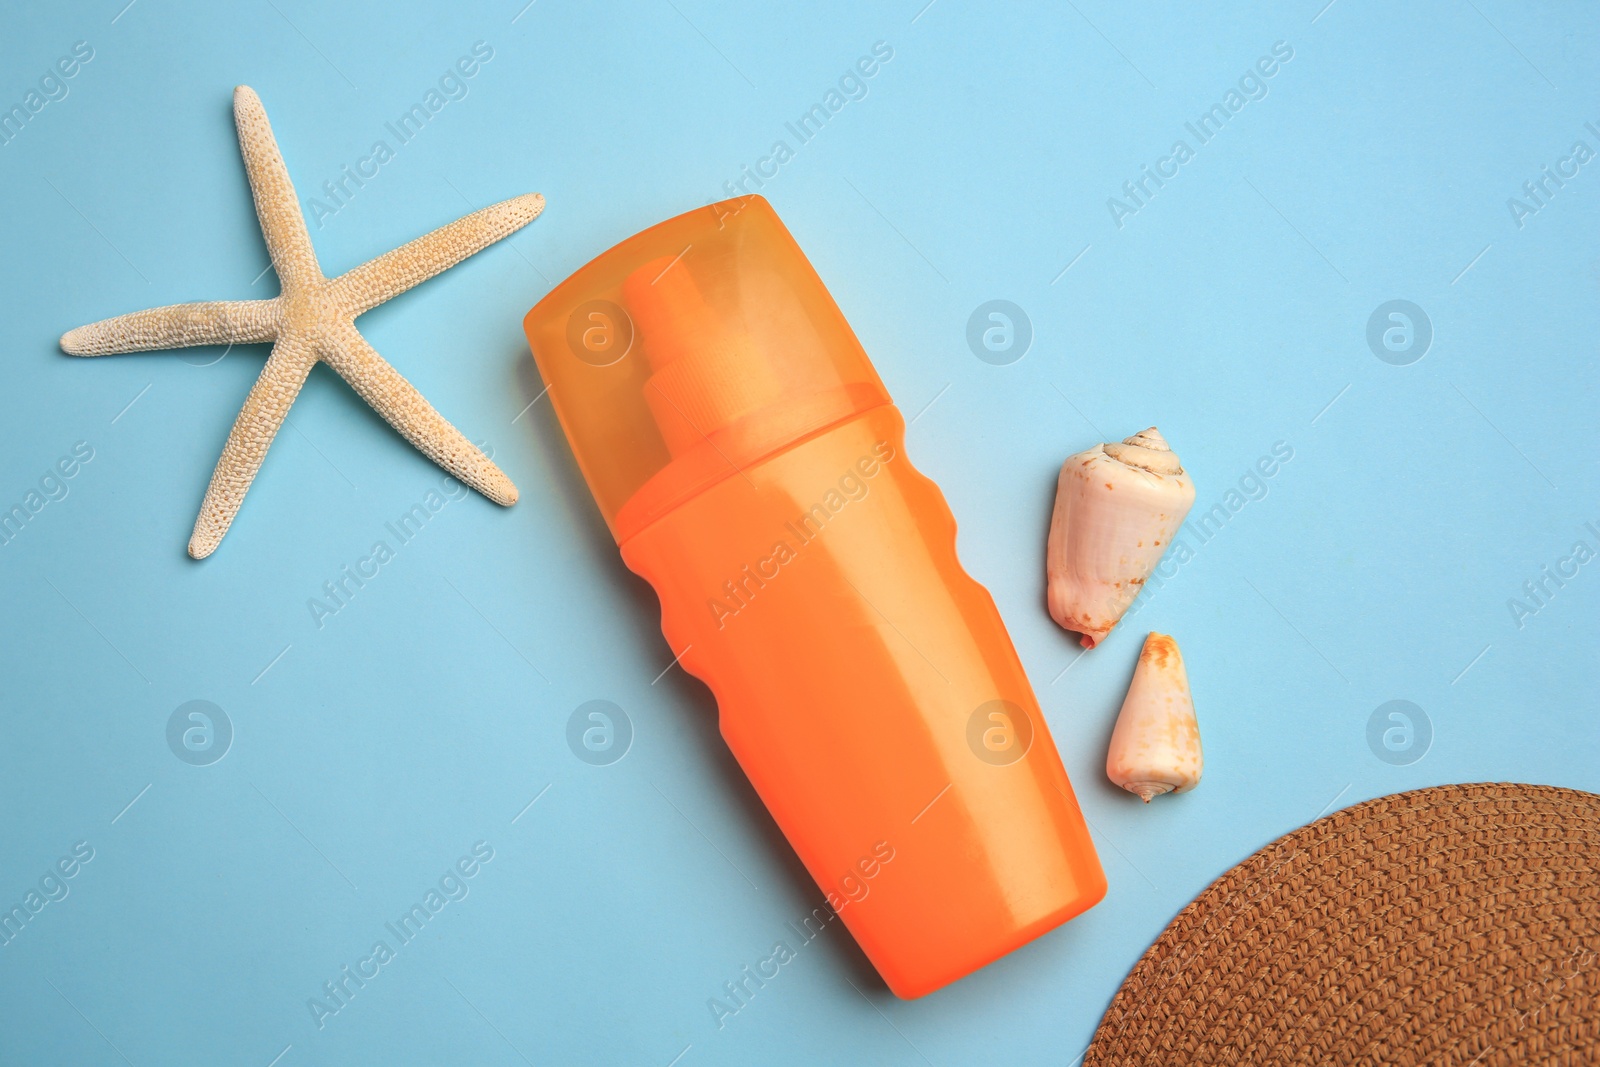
[233,86,322,291]
[60,300,279,355]
[188,334,318,558]
[320,323,518,506]
[330,193,545,316]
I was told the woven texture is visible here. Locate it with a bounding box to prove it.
[1087,783,1600,1067]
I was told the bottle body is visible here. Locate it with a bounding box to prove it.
[621,405,1106,998]
[523,195,1105,998]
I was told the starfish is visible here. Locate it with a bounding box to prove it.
[60,86,543,558]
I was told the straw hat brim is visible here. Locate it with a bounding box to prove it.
[1086,782,1600,1066]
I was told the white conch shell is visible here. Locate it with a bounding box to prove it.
[1046,427,1195,648]
[1106,632,1202,802]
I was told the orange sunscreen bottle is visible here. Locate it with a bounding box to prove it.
[523,196,1105,998]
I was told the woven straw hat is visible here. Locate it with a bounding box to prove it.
[1086,783,1599,1066]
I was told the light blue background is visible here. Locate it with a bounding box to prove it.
[2,1,1597,1064]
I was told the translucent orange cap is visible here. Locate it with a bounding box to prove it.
[523,196,891,543]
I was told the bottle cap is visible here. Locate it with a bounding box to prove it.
[523,196,890,543]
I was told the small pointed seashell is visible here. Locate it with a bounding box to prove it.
[1046,427,1195,648]
[1106,633,1202,802]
